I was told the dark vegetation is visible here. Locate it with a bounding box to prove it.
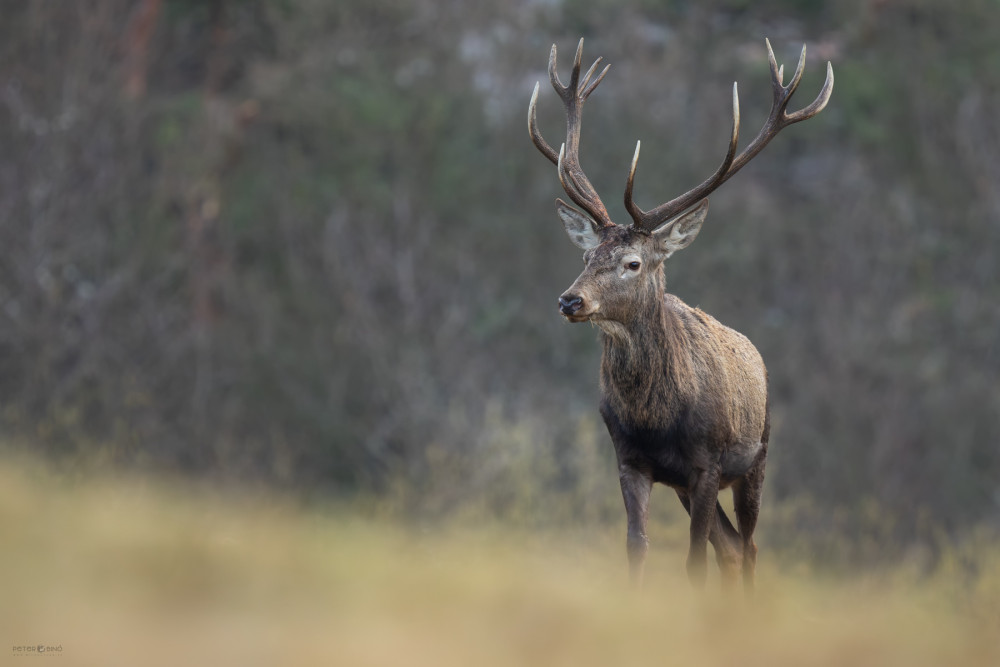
[1,0,999,563]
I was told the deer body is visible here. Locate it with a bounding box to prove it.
[599,292,768,488]
[600,288,769,587]
[529,39,832,592]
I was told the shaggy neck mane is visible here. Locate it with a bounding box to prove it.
[597,268,692,428]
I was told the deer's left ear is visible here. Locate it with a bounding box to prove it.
[651,199,708,259]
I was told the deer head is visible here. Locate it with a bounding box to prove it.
[553,199,709,325]
[528,39,833,325]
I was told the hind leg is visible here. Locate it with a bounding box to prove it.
[733,450,766,597]
[684,465,730,589]
[676,490,742,590]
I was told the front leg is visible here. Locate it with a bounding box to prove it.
[618,465,653,587]
[686,464,721,589]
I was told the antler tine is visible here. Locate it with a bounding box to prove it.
[580,56,607,98]
[766,38,783,90]
[557,144,597,215]
[766,39,804,115]
[558,140,610,226]
[624,39,834,230]
[569,37,584,90]
[623,140,642,223]
[786,44,807,97]
[529,38,614,227]
[548,40,586,101]
[785,60,834,124]
[725,40,834,173]
[583,62,611,99]
[547,44,564,95]
[528,82,559,165]
[626,82,740,231]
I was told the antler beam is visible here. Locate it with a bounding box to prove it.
[625,39,834,232]
[528,38,614,228]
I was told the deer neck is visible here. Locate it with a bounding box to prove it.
[597,270,691,426]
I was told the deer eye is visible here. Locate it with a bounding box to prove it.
[627,261,641,271]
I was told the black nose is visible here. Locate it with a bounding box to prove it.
[559,294,583,315]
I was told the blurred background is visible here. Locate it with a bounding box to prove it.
[1,0,999,566]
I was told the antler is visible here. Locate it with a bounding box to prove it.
[528,38,613,228]
[625,39,835,232]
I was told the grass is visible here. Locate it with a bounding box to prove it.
[1,456,999,667]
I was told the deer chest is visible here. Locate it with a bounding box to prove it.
[600,398,696,487]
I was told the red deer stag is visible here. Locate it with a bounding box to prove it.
[528,39,833,592]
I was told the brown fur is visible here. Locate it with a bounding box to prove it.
[560,222,769,593]
[532,38,830,593]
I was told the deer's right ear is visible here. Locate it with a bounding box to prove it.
[556,199,602,250]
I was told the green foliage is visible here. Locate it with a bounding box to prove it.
[2,0,1000,558]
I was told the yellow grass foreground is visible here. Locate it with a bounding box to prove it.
[1,458,998,667]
